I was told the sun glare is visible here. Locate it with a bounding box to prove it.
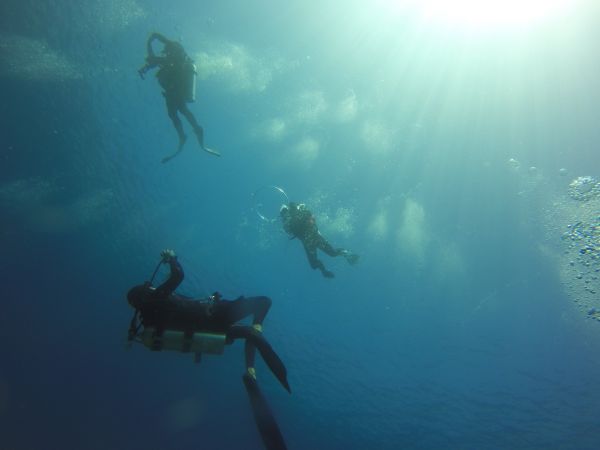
[381,0,579,29]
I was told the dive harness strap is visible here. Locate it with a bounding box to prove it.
[127,259,163,342]
[127,309,142,342]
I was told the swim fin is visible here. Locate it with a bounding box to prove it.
[203,146,221,157]
[161,149,183,164]
[346,253,359,265]
[251,332,291,393]
[243,373,287,450]
[227,326,291,393]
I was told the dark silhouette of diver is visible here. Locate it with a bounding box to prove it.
[138,32,220,163]
[126,249,289,450]
[280,202,359,278]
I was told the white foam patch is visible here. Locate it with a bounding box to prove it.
[368,210,389,241]
[334,90,358,123]
[30,189,114,233]
[368,198,392,241]
[289,137,320,167]
[90,0,147,33]
[397,198,429,263]
[0,177,113,233]
[165,397,203,431]
[251,90,357,147]
[293,90,328,124]
[255,118,288,142]
[0,35,82,81]
[360,120,394,154]
[316,207,356,239]
[195,42,285,93]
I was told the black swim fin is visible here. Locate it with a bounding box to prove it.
[243,373,287,450]
[227,326,291,393]
[251,333,291,393]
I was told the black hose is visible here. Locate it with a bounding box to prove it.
[149,260,164,285]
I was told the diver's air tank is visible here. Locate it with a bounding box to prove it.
[141,328,226,354]
[183,62,197,103]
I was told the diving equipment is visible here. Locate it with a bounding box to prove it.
[183,62,197,103]
[141,327,226,354]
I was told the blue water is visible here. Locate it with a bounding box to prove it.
[2,1,600,449]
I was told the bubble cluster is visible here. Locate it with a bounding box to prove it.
[0,35,82,81]
[568,176,600,201]
[560,188,600,322]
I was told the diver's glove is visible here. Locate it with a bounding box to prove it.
[160,248,176,262]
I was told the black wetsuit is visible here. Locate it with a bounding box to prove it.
[282,204,345,277]
[127,258,273,372]
[140,33,204,151]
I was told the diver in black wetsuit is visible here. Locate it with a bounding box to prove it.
[126,249,289,450]
[138,32,219,163]
[280,202,359,278]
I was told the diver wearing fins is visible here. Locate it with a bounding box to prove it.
[280,202,359,278]
[138,32,220,163]
[126,249,289,450]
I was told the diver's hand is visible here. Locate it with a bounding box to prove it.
[160,249,176,262]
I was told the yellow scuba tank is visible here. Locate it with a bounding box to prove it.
[141,327,226,354]
[183,62,197,103]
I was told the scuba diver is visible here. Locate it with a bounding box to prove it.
[280,202,359,278]
[126,249,289,450]
[138,32,220,163]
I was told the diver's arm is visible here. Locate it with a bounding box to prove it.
[139,32,169,76]
[146,32,170,56]
[139,33,166,78]
[153,251,184,298]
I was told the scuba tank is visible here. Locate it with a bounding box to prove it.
[141,327,226,354]
[183,61,197,103]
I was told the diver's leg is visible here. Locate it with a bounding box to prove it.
[316,234,342,257]
[179,105,202,143]
[215,296,271,382]
[167,97,187,146]
[180,105,220,156]
[162,96,187,163]
[213,296,271,326]
[316,234,360,265]
[303,242,333,278]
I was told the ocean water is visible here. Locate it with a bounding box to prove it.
[1,1,600,449]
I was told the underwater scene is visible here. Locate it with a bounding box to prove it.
[1,1,600,449]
